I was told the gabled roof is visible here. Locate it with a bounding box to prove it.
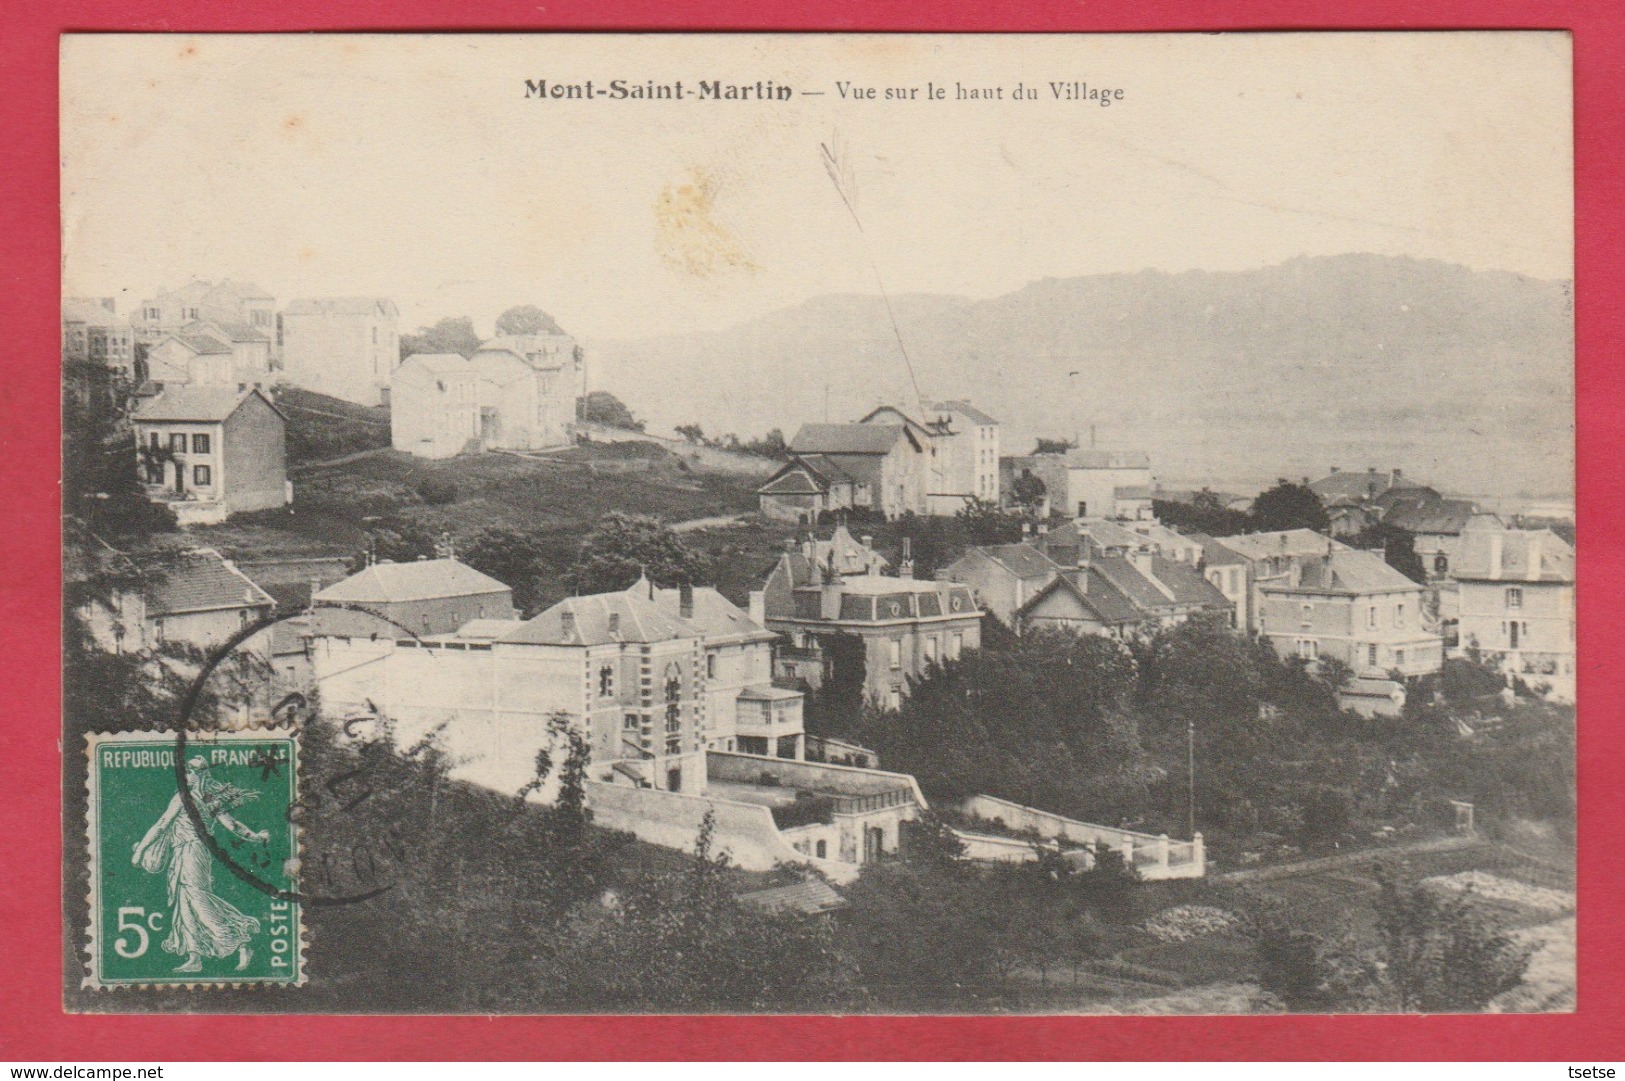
[186,319,269,344]
[1187,532,1248,567]
[133,386,284,424]
[1091,556,1178,610]
[397,352,474,376]
[62,298,123,327]
[1147,556,1233,609]
[1071,519,1144,552]
[160,330,234,357]
[790,423,915,456]
[1309,469,1433,504]
[473,334,576,370]
[957,543,1062,582]
[797,454,856,485]
[929,400,998,426]
[315,559,512,605]
[1272,549,1422,595]
[1213,529,1347,562]
[649,585,775,644]
[500,578,696,646]
[1016,569,1140,627]
[1064,449,1150,470]
[285,297,399,317]
[143,549,275,617]
[758,464,827,497]
[1385,498,1485,536]
[1452,528,1574,584]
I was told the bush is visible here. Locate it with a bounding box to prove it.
[417,475,459,506]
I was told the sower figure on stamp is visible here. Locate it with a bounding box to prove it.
[132,756,269,973]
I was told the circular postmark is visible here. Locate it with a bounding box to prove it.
[171,600,434,908]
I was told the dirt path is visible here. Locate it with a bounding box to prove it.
[670,512,751,533]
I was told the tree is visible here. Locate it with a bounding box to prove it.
[401,316,481,359]
[1010,470,1046,513]
[576,390,643,431]
[565,512,710,595]
[1154,490,1252,537]
[350,519,439,573]
[545,811,858,1011]
[1250,901,1339,1011]
[460,526,550,614]
[1250,479,1330,534]
[1374,872,1531,1011]
[674,423,706,444]
[493,304,564,337]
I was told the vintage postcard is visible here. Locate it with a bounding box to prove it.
[61,32,1574,1014]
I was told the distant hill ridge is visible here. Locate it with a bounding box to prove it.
[589,254,1573,500]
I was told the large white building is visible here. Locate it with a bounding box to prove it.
[468,334,584,451]
[280,297,401,406]
[390,353,480,459]
[312,576,802,800]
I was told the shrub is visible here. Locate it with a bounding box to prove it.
[417,475,459,506]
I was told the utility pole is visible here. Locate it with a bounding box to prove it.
[1187,719,1197,838]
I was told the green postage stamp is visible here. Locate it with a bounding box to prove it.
[84,729,304,988]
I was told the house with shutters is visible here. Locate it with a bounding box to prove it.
[132,386,291,525]
[1256,547,1442,679]
[1209,529,1355,634]
[1014,549,1232,639]
[1453,525,1575,701]
[62,297,138,405]
[280,297,401,406]
[761,547,980,711]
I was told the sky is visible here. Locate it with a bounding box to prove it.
[61,32,1572,343]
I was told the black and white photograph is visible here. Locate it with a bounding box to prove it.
[60,31,1575,1014]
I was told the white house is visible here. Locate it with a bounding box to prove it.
[391,353,481,459]
[1453,526,1575,701]
[468,334,583,451]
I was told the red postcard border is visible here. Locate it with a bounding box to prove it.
[2,0,1619,1061]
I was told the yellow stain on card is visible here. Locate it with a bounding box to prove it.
[654,168,759,281]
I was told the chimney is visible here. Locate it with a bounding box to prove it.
[560,607,576,640]
[1037,521,1049,535]
[679,582,694,619]
[748,589,766,627]
[862,534,873,550]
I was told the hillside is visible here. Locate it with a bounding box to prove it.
[588,254,1574,499]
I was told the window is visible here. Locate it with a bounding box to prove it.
[1296,638,1318,661]
[1367,605,1378,630]
[622,713,640,732]
[149,431,161,449]
[598,664,614,697]
[664,666,681,733]
[706,654,717,679]
[191,433,210,454]
[1506,587,1523,610]
[170,433,187,453]
[239,609,251,627]
[1434,554,1449,576]
[1395,648,1406,666]
[1394,603,1406,628]
[192,464,211,486]
[816,840,827,859]
[1300,603,1313,628]
[888,638,902,670]
[923,636,937,665]
[153,618,165,643]
[950,632,963,660]
[1077,501,1088,517]
[1368,644,1379,667]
